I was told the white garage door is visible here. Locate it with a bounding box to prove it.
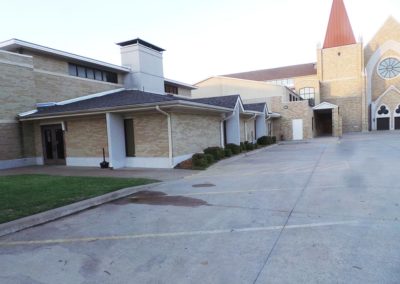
[292,119,303,140]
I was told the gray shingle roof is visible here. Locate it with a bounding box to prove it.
[190,95,241,109]
[243,103,266,113]
[21,91,244,119]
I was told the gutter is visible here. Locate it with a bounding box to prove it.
[155,106,173,168]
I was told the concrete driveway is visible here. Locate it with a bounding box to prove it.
[1,132,400,283]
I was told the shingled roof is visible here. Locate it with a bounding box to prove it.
[20,91,248,119]
[191,95,241,109]
[224,63,317,81]
[243,103,266,113]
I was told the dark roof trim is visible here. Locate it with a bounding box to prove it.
[117,38,165,52]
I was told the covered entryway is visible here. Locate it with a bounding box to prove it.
[313,102,339,137]
[41,124,66,165]
[395,117,400,130]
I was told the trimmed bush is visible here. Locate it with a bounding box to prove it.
[240,142,246,152]
[224,148,233,157]
[192,153,209,170]
[257,136,269,146]
[205,154,214,165]
[225,143,240,155]
[245,142,255,151]
[204,147,224,161]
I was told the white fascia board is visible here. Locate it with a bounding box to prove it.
[19,109,38,117]
[164,78,197,90]
[56,88,125,105]
[0,39,130,73]
[19,100,232,121]
[313,102,338,110]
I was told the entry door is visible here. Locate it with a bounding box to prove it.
[395,117,400,130]
[292,119,303,140]
[41,125,66,165]
[377,118,390,131]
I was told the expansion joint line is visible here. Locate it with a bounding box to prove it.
[252,145,327,284]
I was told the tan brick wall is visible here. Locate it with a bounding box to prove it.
[371,50,400,102]
[277,101,314,141]
[133,114,169,157]
[294,75,321,104]
[317,43,365,133]
[332,108,343,137]
[33,71,123,103]
[64,116,108,157]
[377,89,400,113]
[171,113,221,156]
[319,44,363,81]
[365,17,400,64]
[0,123,22,160]
[0,52,35,120]
[22,51,68,74]
[323,96,363,133]
[32,116,109,159]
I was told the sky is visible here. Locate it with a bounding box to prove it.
[2,0,400,84]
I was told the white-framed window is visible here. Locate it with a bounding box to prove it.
[377,57,400,79]
[376,104,390,117]
[299,87,315,100]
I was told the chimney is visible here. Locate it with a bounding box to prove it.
[117,38,165,94]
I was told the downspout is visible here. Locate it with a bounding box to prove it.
[220,110,236,147]
[155,106,173,168]
[245,114,257,142]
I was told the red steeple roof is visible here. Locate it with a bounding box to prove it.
[323,0,356,49]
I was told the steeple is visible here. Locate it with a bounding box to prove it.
[323,0,356,49]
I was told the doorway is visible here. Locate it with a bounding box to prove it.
[41,124,66,165]
[292,119,303,140]
[377,118,390,131]
[396,117,400,130]
[314,109,333,136]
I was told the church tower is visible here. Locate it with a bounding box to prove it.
[317,0,367,132]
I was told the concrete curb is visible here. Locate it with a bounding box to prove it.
[0,182,163,238]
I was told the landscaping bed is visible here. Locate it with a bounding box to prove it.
[177,136,277,170]
[0,174,157,224]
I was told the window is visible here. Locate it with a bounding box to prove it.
[124,119,135,157]
[68,63,118,84]
[266,78,294,87]
[378,58,400,79]
[165,84,178,94]
[299,87,315,100]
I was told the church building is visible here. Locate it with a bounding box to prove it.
[219,0,400,136]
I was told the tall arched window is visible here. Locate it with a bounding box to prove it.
[299,87,315,100]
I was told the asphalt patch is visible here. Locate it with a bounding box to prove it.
[113,191,209,207]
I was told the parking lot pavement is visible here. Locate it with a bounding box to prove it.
[1,132,400,283]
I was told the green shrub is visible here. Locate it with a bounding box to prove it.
[205,154,214,165]
[224,148,233,157]
[257,136,269,145]
[225,143,240,155]
[240,142,246,152]
[192,153,209,170]
[204,147,224,161]
[272,136,277,144]
[245,142,255,151]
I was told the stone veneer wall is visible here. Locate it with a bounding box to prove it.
[171,113,221,157]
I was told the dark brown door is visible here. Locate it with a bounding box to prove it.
[395,117,400,130]
[41,125,66,165]
[377,118,390,131]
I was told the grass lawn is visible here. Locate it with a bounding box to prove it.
[0,174,158,224]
